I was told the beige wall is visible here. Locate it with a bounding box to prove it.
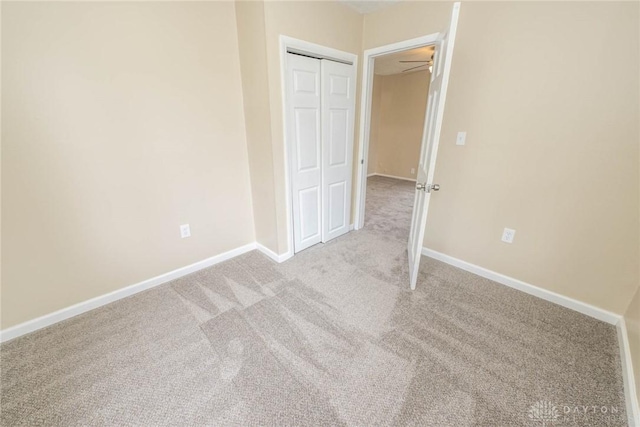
[2,0,638,338]
[1,2,255,328]
[624,286,640,409]
[363,2,452,51]
[365,1,640,315]
[235,1,279,252]
[369,70,430,180]
[262,1,364,253]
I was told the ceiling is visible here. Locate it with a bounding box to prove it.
[339,0,400,15]
[373,46,435,76]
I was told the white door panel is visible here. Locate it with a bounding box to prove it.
[329,109,349,166]
[321,60,356,243]
[287,54,322,253]
[295,108,321,171]
[408,4,460,289]
[299,187,320,240]
[328,181,347,232]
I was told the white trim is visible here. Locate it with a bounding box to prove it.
[256,243,292,264]
[279,35,359,257]
[421,247,621,325]
[280,36,296,267]
[280,36,356,65]
[278,250,294,263]
[354,32,441,231]
[0,243,258,343]
[422,246,638,421]
[618,317,640,426]
[255,243,281,263]
[368,173,417,182]
[3,238,636,422]
[349,223,355,231]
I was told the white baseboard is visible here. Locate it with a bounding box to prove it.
[0,242,258,343]
[617,318,640,426]
[367,172,376,178]
[256,243,292,263]
[368,173,416,182]
[421,247,621,325]
[258,225,355,263]
[2,239,636,421]
[255,243,280,262]
[420,248,640,420]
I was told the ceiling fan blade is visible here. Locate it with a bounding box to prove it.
[399,60,430,63]
[402,64,428,72]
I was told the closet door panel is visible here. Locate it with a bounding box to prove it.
[321,60,356,243]
[287,54,322,253]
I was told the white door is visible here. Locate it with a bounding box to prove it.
[321,60,356,243]
[408,3,460,289]
[287,54,322,253]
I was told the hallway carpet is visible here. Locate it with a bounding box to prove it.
[1,176,627,426]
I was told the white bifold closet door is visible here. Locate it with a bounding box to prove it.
[286,53,356,254]
[321,59,355,243]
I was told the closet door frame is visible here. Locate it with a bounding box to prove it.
[280,36,358,260]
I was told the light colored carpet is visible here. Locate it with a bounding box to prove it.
[1,176,627,426]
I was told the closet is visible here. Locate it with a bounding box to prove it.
[285,52,356,253]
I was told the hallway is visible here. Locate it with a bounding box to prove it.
[363,175,416,241]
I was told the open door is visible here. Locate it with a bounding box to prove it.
[408,3,460,289]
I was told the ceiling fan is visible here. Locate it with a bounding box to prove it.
[400,54,434,73]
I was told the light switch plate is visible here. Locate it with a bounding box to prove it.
[180,224,191,238]
[456,131,467,146]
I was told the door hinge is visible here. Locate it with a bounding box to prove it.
[360,159,364,164]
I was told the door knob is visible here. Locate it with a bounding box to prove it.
[416,183,440,192]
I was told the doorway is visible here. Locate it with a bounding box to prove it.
[364,46,433,239]
[354,35,440,231]
[354,2,460,288]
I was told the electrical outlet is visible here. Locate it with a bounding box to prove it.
[410,168,416,175]
[501,228,515,243]
[456,131,467,146]
[180,224,191,238]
